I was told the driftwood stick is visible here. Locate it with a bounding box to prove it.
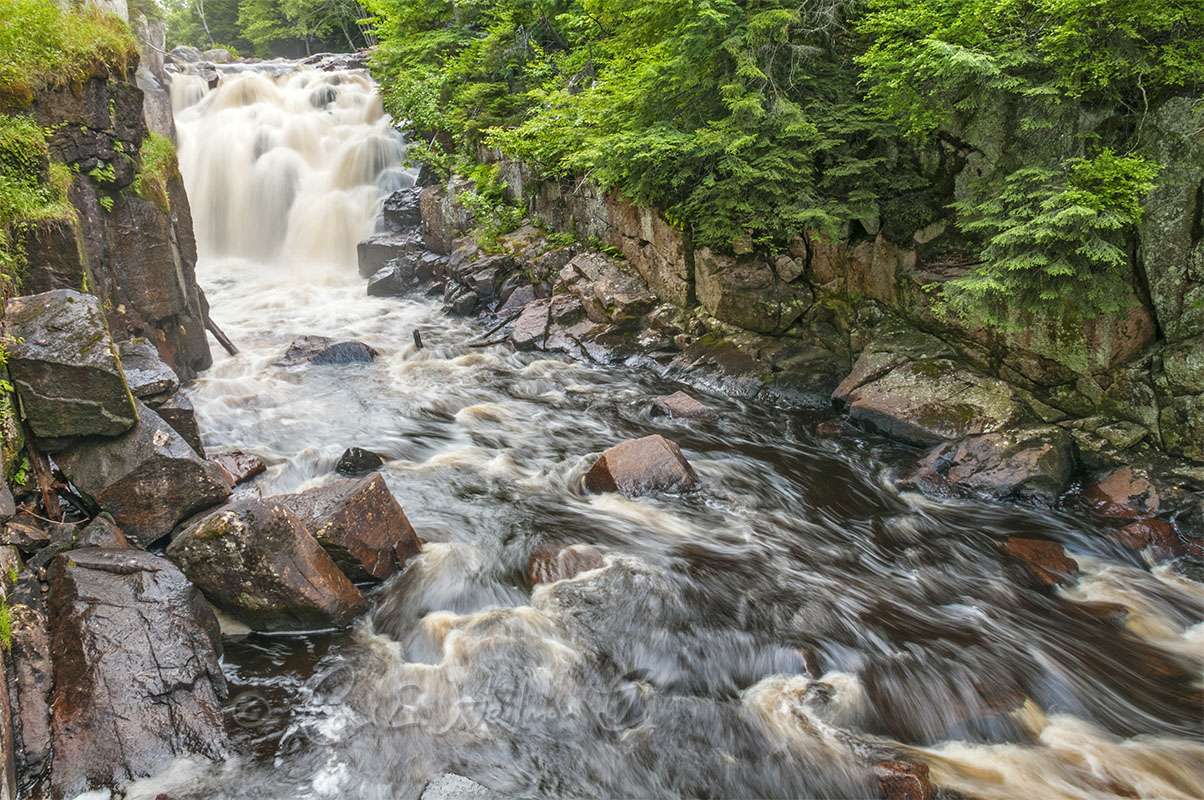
[206,315,239,356]
[25,437,62,523]
[412,330,424,350]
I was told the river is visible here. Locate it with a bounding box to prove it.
[131,62,1204,800]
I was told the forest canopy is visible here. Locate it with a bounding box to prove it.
[363,0,1204,325]
[161,0,373,57]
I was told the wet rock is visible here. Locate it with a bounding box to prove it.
[166,499,368,630]
[118,337,179,400]
[499,284,537,313]
[1110,519,1184,560]
[154,392,205,457]
[510,299,550,351]
[0,483,13,524]
[211,451,267,486]
[382,187,423,231]
[556,252,656,325]
[584,435,698,497]
[169,45,202,63]
[1002,537,1079,588]
[528,543,605,586]
[47,548,227,798]
[278,335,378,367]
[367,264,410,297]
[651,391,711,420]
[4,289,138,440]
[278,474,421,582]
[9,601,52,790]
[202,47,233,64]
[357,231,424,278]
[55,402,233,547]
[75,512,129,549]
[874,760,934,800]
[336,447,385,476]
[835,356,1027,447]
[419,179,474,255]
[906,426,1075,504]
[1083,466,1161,519]
[1,519,50,556]
[421,773,508,800]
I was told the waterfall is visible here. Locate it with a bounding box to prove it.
[173,66,405,271]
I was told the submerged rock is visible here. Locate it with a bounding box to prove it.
[278,474,421,582]
[527,543,605,586]
[117,337,179,400]
[47,548,227,798]
[278,335,378,366]
[1002,537,1079,588]
[4,289,138,441]
[906,426,1075,503]
[166,499,368,630]
[55,402,233,547]
[584,435,698,497]
[336,447,386,476]
[368,263,410,297]
[874,760,934,800]
[1109,518,1186,560]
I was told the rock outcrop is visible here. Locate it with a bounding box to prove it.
[46,548,227,798]
[3,290,137,442]
[278,336,378,366]
[906,427,1075,503]
[55,402,233,547]
[166,499,368,631]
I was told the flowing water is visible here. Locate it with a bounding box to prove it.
[145,63,1204,800]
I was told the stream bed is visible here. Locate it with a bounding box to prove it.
[137,62,1204,800]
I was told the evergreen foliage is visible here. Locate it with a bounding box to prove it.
[162,0,372,57]
[366,0,1203,325]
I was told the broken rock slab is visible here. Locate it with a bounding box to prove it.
[905,426,1075,504]
[117,337,180,401]
[584,435,698,497]
[278,474,421,582]
[46,548,227,799]
[166,498,368,631]
[211,450,267,486]
[54,401,233,547]
[4,289,137,441]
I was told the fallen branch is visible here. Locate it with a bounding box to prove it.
[206,315,238,356]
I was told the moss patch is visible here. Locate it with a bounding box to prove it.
[134,133,178,214]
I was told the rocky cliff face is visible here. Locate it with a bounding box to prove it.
[15,25,212,382]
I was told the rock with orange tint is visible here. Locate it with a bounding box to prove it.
[584,435,698,497]
[1083,467,1160,519]
[874,760,934,800]
[1003,537,1079,588]
[1110,518,1183,560]
[527,544,605,586]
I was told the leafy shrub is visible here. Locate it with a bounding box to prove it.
[134,133,180,213]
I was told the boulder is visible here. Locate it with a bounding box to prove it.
[381,187,423,231]
[835,357,1028,447]
[168,45,202,63]
[9,601,52,790]
[336,447,385,476]
[510,299,550,351]
[154,392,205,456]
[201,48,233,64]
[651,391,711,420]
[584,435,698,497]
[1083,467,1161,519]
[556,253,656,325]
[54,402,233,547]
[527,543,605,586]
[278,336,378,367]
[905,427,1075,503]
[4,290,137,440]
[0,483,13,524]
[46,548,227,798]
[1110,519,1185,560]
[874,760,934,800]
[278,474,421,582]
[74,513,129,549]
[367,264,410,297]
[421,774,508,800]
[1002,537,1079,588]
[117,337,179,400]
[694,249,813,334]
[357,232,423,278]
[419,179,474,255]
[166,499,368,630]
[211,451,266,486]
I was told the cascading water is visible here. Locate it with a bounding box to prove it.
[141,62,1204,800]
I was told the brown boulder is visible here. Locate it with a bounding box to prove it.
[1003,537,1079,588]
[906,427,1075,504]
[54,401,233,547]
[74,513,129,549]
[1083,467,1161,519]
[46,548,227,798]
[651,391,711,420]
[584,435,698,497]
[278,474,421,582]
[212,450,267,486]
[527,544,605,586]
[166,499,368,630]
[874,760,934,800]
[1110,519,1184,560]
